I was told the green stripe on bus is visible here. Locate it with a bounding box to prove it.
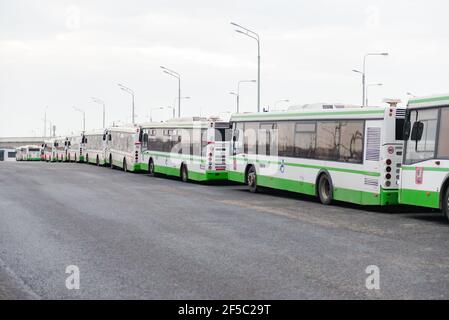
[231,109,384,121]
[144,151,206,164]
[401,165,449,172]
[409,96,449,105]
[231,157,380,177]
[229,172,397,205]
[399,188,440,209]
[153,164,228,181]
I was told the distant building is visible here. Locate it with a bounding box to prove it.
[0,148,17,161]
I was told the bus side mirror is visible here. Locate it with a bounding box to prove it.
[102,134,106,141]
[233,131,239,142]
[108,134,112,141]
[411,122,424,141]
[143,133,148,144]
[178,135,182,143]
[139,130,143,143]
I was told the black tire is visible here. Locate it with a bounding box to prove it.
[247,166,258,193]
[181,164,188,182]
[442,187,449,221]
[318,174,333,205]
[123,158,127,172]
[96,155,100,166]
[148,158,155,175]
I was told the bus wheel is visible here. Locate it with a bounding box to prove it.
[247,166,258,193]
[96,155,100,166]
[181,164,188,182]
[148,159,155,175]
[123,159,127,172]
[318,174,333,205]
[442,187,449,221]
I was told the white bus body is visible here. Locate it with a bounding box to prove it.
[83,129,108,166]
[228,104,405,206]
[399,94,449,219]
[140,117,231,182]
[23,145,42,161]
[104,126,142,172]
[66,134,85,162]
[42,139,56,162]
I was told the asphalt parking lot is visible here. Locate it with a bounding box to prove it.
[1,161,449,299]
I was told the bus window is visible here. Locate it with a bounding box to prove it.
[437,107,449,158]
[405,108,438,164]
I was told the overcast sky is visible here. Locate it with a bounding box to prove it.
[1,0,448,137]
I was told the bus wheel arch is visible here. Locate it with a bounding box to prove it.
[245,164,258,193]
[180,163,188,182]
[316,170,334,205]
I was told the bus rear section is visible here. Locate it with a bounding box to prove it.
[26,146,42,161]
[204,122,231,181]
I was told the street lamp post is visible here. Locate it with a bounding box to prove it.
[365,83,383,107]
[161,66,181,117]
[91,97,106,128]
[43,106,48,137]
[353,52,388,107]
[73,106,85,132]
[173,96,190,118]
[231,22,261,113]
[117,83,135,124]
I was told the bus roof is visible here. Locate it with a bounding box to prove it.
[84,129,106,136]
[230,106,388,122]
[141,117,227,129]
[106,126,138,134]
[408,93,449,108]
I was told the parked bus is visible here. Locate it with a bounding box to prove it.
[84,129,107,166]
[66,133,85,162]
[23,145,42,161]
[399,94,449,219]
[104,126,142,172]
[140,117,231,182]
[0,148,16,162]
[15,146,26,161]
[54,137,67,162]
[228,103,405,206]
[42,139,56,162]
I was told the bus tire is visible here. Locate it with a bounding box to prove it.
[317,173,333,205]
[123,158,127,172]
[442,186,449,221]
[181,164,188,182]
[148,158,155,175]
[96,155,100,166]
[247,165,258,193]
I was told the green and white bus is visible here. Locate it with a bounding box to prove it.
[66,133,85,162]
[15,146,26,161]
[83,129,107,166]
[23,145,41,161]
[42,139,57,162]
[104,126,142,172]
[54,137,67,162]
[399,94,449,219]
[140,117,231,182]
[228,103,405,206]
